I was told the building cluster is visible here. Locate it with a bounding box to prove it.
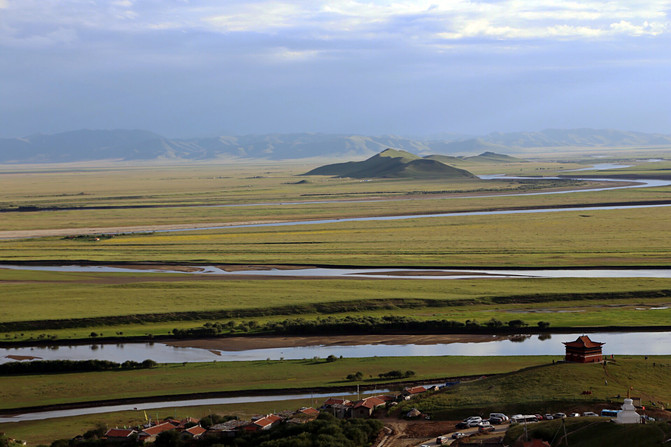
[102,385,434,442]
[103,418,206,443]
[321,385,434,419]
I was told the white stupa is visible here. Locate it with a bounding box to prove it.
[614,398,641,424]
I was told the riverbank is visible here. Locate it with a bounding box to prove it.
[3,325,671,350]
[0,356,555,414]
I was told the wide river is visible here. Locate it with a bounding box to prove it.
[3,331,671,365]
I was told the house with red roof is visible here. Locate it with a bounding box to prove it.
[104,428,137,441]
[244,414,283,431]
[138,422,177,442]
[298,407,320,416]
[563,335,604,363]
[351,396,387,418]
[402,386,427,399]
[180,425,207,439]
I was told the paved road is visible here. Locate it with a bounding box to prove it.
[415,423,509,446]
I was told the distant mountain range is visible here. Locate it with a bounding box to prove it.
[1,128,670,163]
[304,148,478,179]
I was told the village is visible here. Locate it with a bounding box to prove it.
[10,335,659,447]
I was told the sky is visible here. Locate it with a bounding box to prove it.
[0,0,670,138]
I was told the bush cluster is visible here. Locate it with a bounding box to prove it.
[173,316,549,338]
[0,359,157,375]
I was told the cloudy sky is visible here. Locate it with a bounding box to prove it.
[1,0,669,138]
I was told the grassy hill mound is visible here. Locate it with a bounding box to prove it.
[396,356,671,419]
[304,148,477,179]
[465,151,524,162]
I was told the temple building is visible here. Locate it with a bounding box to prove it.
[563,335,604,363]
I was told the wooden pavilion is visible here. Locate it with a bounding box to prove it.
[563,335,604,363]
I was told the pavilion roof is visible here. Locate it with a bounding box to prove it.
[563,335,604,348]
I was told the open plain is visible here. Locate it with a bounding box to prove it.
[1,151,670,445]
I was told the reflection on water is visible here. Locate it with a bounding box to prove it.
[2,332,671,365]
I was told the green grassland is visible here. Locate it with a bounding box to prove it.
[1,157,669,234]
[2,205,670,266]
[505,418,671,447]
[397,356,671,419]
[1,155,670,447]
[1,268,670,341]
[0,356,553,411]
[3,356,671,446]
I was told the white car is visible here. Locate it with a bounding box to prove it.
[477,421,491,427]
[465,416,482,427]
[583,411,598,417]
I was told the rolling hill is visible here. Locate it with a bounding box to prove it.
[303,148,477,179]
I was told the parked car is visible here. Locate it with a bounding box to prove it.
[477,421,491,428]
[489,412,509,422]
[569,412,580,417]
[554,413,567,419]
[583,411,599,417]
[455,422,469,429]
[436,435,447,445]
[534,414,544,421]
[544,414,554,420]
[452,432,466,439]
[478,425,495,433]
[489,417,503,425]
[465,416,483,427]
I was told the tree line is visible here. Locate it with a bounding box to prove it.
[0,359,157,375]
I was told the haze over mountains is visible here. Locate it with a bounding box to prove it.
[1,128,670,164]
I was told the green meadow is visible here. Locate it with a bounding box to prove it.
[0,356,552,411]
[1,154,670,445]
[1,268,670,341]
[2,205,670,266]
[397,356,671,419]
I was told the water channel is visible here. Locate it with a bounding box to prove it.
[2,264,671,279]
[0,388,390,423]
[3,331,671,365]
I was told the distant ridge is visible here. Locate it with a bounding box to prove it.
[464,152,522,163]
[304,148,477,179]
[424,152,523,164]
[0,128,669,163]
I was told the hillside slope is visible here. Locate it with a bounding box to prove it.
[304,148,477,179]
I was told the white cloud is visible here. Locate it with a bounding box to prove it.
[0,0,669,51]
